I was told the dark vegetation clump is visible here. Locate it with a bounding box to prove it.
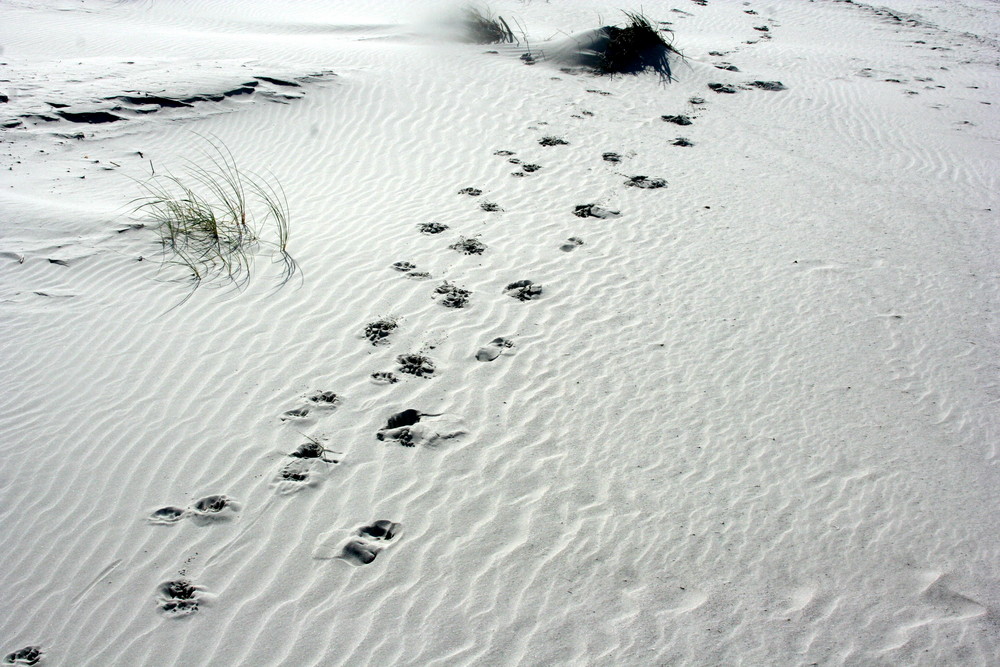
[462,5,516,44]
[594,12,680,81]
[673,137,694,147]
[458,187,482,196]
[480,201,503,212]
[539,136,569,146]
[521,163,542,172]
[602,152,622,163]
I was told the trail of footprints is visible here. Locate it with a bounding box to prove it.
[4,6,798,659]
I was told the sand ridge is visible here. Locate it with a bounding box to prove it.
[1,0,999,665]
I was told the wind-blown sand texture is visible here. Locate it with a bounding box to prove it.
[2,0,999,665]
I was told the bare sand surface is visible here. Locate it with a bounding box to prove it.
[1,1,998,665]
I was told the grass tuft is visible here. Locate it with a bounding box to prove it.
[131,137,297,299]
[594,11,680,81]
[462,5,517,44]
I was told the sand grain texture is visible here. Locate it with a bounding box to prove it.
[1,0,998,665]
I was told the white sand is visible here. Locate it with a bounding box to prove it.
[1,0,998,664]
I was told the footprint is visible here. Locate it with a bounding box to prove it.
[559,237,584,252]
[370,371,399,385]
[280,407,310,421]
[157,579,203,617]
[708,82,738,94]
[476,337,514,361]
[573,204,619,218]
[376,410,466,448]
[539,136,569,146]
[504,280,543,301]
[364,318,398,345]
[661,114,693,125]
[289,435,340,463]
[418,222,449,235]
[457,187,482,196]
[148,506,186,525]
[391,261,416,272]
[749,80,787,91]
[274,458,328,493]
[188,495,239,525]
[281,392,340,422]
[434,282,471,308]
[449,236,487,255]
[602,152,621,162]
[274,435,342,493]
[624,175,667,189]
[339,520,402,566]
[307,391,340,406]
[480,201,503,212]
[2,647,42,665]
[397,354,435,378]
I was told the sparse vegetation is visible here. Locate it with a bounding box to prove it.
[131,138,296,297]
[567,12,680,81]
[462,5,516,44]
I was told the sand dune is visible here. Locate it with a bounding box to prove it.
[1,0,998,665]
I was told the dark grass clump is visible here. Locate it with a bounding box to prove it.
[462,5,516,45]
[596,12,680,81]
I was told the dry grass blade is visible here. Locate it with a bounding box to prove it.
[130,137,298,299]
[462,5,517,44]
[596,11,681,81]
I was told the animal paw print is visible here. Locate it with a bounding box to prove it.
[340,520,402,566]
[157,579,204,617]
